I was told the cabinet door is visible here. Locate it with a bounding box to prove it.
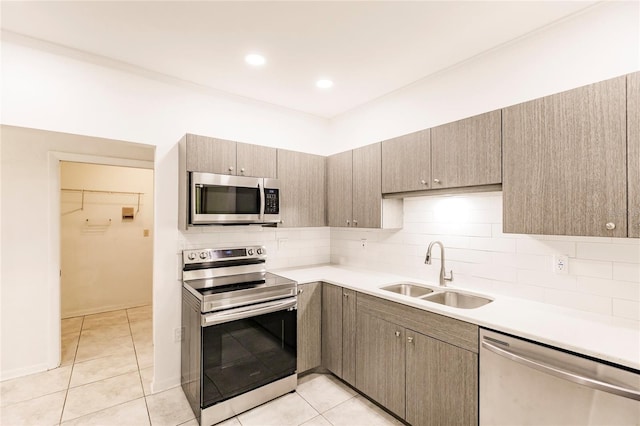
[321,283,343,377]
[277,149,326,227]
[352,143,382,228]
[382,130,431,193]
[431,110,501,189]
[341,289,357,386]
[297,282,322,373]
[185,134,236,174]
[236,142,277,178]
[327,150,353,227]
[406,331,478,426]
[628,72,640,238]
[503,76,627,237]
[355,311,406,418]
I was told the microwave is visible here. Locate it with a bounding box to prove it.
[189,172,281,225]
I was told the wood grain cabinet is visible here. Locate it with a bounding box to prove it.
[321,283,356,386]
[381,130,431,193]
[184,134,276,178]
[327,144,402,228]
[297,282,322,373]
[503,76,628,237]
[431,110,502,189]
[277,149,326,227]
[628,72,640,238]
[355,293,478,426]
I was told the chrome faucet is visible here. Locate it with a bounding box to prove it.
[425,241,453,287]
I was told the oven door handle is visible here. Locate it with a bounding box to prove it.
[202,297,297,327]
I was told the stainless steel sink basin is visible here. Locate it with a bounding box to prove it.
[423,291,492,309]
[380,283,434,298]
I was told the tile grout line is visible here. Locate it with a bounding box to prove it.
[58,315,85,425]
[127,308,154,426]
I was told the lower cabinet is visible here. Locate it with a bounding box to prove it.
[321,283,356,385]
[297,282,322,373]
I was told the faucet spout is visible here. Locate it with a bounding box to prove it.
[425,241,453,287]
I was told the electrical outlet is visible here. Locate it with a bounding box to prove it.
[360,239,367,248]
[553,255,569,275]
[174,327,184,342]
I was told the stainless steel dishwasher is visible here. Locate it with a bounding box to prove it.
[480,328,640,425]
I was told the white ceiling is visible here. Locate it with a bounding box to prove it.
[1,1,599,118]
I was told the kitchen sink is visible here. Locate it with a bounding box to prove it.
[380,283,434,298]
[422,291,492,309]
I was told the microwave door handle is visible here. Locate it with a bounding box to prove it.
[259,179,265,220]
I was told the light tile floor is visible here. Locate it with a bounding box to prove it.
[1,306,400,426]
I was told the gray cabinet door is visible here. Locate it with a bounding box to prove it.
[321,283,343,377]
[341,289,357,386]
[297,282,322,373]
[355,311,406,419]
[431,110,501,189]
[382,130,431,193]
[628,72,640,238]
[236,142,277,178]
[185,134,236,174]
[406,331,478,426]
[327,150,353,227]
[277,149,326,227]
[503,76,627,237]
[352,143,382,228]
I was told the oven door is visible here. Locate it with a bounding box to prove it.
[190,172,264,224]
[200,298,297,409]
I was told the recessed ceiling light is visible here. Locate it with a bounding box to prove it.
[316,79,334,89]
[245,54,266,67]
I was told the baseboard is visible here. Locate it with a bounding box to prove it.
[62,300,152,319]
[0,362,49,382]
[151,374,181,394]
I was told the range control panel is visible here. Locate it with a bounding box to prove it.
[183,246,266,265]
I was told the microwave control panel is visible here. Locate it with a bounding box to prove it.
[264,188,280,214]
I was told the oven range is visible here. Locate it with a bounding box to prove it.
[181,246,298,426]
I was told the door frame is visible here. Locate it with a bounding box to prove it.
[48,152,154,369]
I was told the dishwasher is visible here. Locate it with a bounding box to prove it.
[480,328,640,425]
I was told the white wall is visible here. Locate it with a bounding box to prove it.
[332,193,640,322]
[328,1,640,153]
[60,162,153,318]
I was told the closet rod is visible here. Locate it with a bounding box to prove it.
[61,188,144,196]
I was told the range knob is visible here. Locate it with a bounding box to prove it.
[257,248,264,255]
[199,252,208,260]
[247,249,254,255]
[187,252,197,261]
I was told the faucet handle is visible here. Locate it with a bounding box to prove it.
[444,270,454,282]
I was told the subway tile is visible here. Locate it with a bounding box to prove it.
[570,259,613,279]
[471,263,517,283]
[612,299,640,321]
[613,262,640,283]
[578,277,640,301]
[543,289,612,316]
[517,270,577,291]
[516,239,576,257]
[467,237,517,253]
[515,254,551,271]
[577,242,640,263]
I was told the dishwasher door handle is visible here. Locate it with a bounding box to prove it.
[481,339,640,401]
[202,297,297,327]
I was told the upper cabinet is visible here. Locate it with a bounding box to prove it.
[184,134,276,178]
[277,149,326,227]
[503,76,627,237]
[381,130,431,193]
[328,144,402,228]
[431,110,502,189]
[628,72,640,238]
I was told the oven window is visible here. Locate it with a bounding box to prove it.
[200,308,297,408]
[195,185,260,215]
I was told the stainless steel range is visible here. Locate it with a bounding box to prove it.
[181,246,298,426]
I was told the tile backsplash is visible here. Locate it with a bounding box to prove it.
[331,192,640,321]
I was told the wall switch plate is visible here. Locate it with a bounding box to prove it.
[143,229,150,237]
[553,254,569,275]
[174,327,184,342]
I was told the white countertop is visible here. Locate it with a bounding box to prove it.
[274,265,640,371]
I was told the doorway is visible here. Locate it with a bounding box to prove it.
[59,161,154,377]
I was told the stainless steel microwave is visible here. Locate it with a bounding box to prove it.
[189,172,281,225]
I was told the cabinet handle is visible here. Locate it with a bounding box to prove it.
[606,222,616,230]
[395,331,401,337]
[346,220,350,226]
[407,336,414,344]
[240,167,245,175]
[433,178,440,184]
[420,179,427,185]
[228,166,234,172]
[343,293,349,298]
[297,288,304,294]
[353,219,358,226]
